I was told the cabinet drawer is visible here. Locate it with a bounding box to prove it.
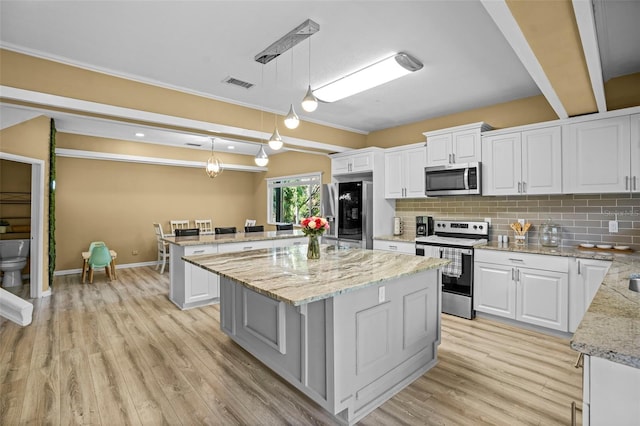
[218,239,274,253]
[475,249,568,272]
[184,245,218,256]
[373,240,415,255]
[275,237,307,248]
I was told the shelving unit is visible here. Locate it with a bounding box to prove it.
[0,192,32,239]
[0,191,31,204]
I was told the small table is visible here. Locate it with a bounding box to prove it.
[81,250,117,283]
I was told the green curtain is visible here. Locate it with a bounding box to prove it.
[49,119,56,287]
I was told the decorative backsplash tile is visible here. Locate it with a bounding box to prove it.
[395,193,640,249]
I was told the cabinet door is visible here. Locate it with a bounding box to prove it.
[384,150,405,198]
[562,116,631,193]
[351,152,373,173]
[473,262,515,319]
[482,133,522,195]
[516,268,568,331]
[185,263,219,303]
[452,128,481,164]
[521,126,562,194]
[631,113,640,193]
[332,156,352,175]
[404,146,427,197]
[426,133,452,166]
[581,259,610,309]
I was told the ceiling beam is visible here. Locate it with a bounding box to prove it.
[480,0,569,119]
[572,0,607,113]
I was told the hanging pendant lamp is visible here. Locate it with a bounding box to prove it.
[254,145,269,167]
[284,104,299,130]
[301,37,318,112]
[205,137,223,178]
[268,126,284,150]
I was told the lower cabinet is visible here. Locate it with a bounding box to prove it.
[581,355,640,425]
[373,240,415,255]
[184,261,219,303]
[474,250,569,331]
[568,258,611,332]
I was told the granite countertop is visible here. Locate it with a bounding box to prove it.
[163,230,306,246]
[477,243,640,369]
[184,244,449,306]
[374,234,416,243]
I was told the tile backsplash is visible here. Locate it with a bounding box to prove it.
[395,193,640,249]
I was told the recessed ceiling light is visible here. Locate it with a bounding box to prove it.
[135,132,145,137]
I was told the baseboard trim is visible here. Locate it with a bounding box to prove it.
[55,260,160,276]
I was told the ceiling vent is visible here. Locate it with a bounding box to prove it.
[223,76,255,89]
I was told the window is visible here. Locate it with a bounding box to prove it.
[267,173,322,225]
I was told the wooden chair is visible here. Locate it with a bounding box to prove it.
[276,223,293,231]
[170,220,190,234]
[244,225,264,233]
[194,219,213,234]
[215,227,237,235]
[153,223,170,274]
[244,219,256,227]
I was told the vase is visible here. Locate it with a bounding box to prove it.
[307,234,320,259]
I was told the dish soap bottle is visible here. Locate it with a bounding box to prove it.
[539,219,561,247]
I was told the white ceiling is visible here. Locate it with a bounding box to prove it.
[0,1,638,154]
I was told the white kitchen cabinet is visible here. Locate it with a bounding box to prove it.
[483,126,562,195]
[474,250,569,331]
[373,240,415,255]
[568,258,611,332]
[384,144,427,199]
[331,150,376,175]
[184,261,219,303]
[562,115,633,193]
[218,239,274,253]
[631,113,640,193]
[581,355,640,426]
[275,237,307,248]
[424,122,491,167]
[169,244,220,309]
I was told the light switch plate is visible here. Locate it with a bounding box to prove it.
[609,220,619,233]
[378,286,385,303]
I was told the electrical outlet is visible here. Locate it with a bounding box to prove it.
[609,220,619,233]
[518,219,525,227]
[378,286,385,303]
[132,250,139,255]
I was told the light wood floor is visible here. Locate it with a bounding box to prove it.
[0,267,582,425]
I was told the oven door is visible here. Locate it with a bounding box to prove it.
[437,246,474,296]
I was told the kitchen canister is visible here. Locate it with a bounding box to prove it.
[539,219,561,247]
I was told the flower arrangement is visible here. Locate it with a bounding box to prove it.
[300,216,329,236]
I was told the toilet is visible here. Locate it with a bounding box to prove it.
[0,240,30,288]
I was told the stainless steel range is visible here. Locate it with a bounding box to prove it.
[415,219,489,319]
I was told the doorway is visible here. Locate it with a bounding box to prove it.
[0,153,45,299]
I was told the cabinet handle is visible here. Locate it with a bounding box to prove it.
[626,175,629,190]
[448,154,451,164]
[389,245,398,250]
[634,176,637,191]
[522,181,526,193]
[193,249,205,254]
[508,258,524,262]
[517,182,522,193]
[512,268,515,281]
[517,269,520,282]
[452,153,455,163]
[570,401,582,426]
[574,353,584,368]
[243,246,253,250]
[577,260,581,275]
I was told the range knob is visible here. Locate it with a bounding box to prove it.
[479,225,484,230]
[473,225,478,230]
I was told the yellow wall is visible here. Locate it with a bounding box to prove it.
[0,159,31,225]
[0,115,51,291]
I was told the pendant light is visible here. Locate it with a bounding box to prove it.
[205,137,223,178]
[268,126,283,150]
[254,145,269,167]
[284,48,300,130]
[301,37,318,112]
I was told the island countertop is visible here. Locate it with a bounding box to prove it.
[163,230,306,246]
[184,244,449,306]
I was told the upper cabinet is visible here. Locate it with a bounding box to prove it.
[331,148,381,176]
[483,126,562,196]
[631,113,640,193]
[424,122,492,167]
[562,115,633,193]
[384,143,427,199]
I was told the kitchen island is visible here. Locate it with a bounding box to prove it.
[184,244,448,425]
[163,230,306,309]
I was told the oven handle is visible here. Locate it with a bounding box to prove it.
[438,247,473,256]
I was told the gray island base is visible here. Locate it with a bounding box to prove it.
[185,245,448,425]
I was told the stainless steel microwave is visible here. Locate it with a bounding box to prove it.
[425,162,481,196]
